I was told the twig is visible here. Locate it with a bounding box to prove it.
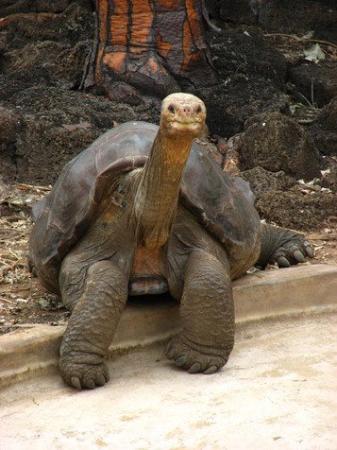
[0,228,25,236]
[16,183,51,192]
[310,79,315,106]
[264,33,337,50]
[307,234,337,241]
[0,13,58,29]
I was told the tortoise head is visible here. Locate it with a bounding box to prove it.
[160,93,206,138]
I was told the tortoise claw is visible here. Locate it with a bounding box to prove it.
[96,374,107,386]
[70,376,82,390]
[83,378,96,389]
[175,355,187,367]
[165,342,175,359]
[277,256,290,267]
[188,362,202,373]
[204,365,218,375]
[293,250,305,263]
[304,242,314,258]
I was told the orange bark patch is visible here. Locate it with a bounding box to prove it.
[186,0,204,47]
[156,32,173,58]
[148,56,160,73]
[130,0,153,54]
[110,0,128,48]
[181,0,205,71]
[103,51,126,73]
[182,18,193,70]
[156,0,181,10]
[95,0,109,83]
[0,13,58,28]
[92,0,213,93]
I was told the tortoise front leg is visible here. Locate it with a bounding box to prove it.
[256,223,314,269]
[59,260,128,390]
[166,249,234,374]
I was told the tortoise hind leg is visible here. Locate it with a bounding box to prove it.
[166,249,234,374]
[59,260,129,389]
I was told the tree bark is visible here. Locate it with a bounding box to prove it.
[84,0,218,101]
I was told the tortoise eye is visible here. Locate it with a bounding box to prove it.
[168,104,175,113]
[196,105,202,113]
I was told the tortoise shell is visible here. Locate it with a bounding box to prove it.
[30,122,260,293]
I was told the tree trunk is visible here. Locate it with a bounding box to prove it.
[84,0,218,101]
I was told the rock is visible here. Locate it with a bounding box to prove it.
[240,166,296,198]
[309,96,337,155]
[3,40,91,90]
[208,29,287,87]
[0,176,9,203]
[321,156,337,193]
[217,0,337,43]
[1,3,95,90]
[196,29,288,137]
[1,86,160,184]
[104,82,144,106]
[238,112,321,180]
[259,0,337,41]
[0,106,20,144]
[0,1,72,16]
[321,166,337,192]
[198,77,288,138]
[256,188,337,230]
[218,0,260,24]
[12,87,136,184]
[0,107,22,182]
[289,62,337,108]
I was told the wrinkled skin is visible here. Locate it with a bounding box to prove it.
[30,94,313,389]
[58,200,312,389]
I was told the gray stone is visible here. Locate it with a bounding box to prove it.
[238,112,321,180]
[310,96,337,155]
[289,62,337,108]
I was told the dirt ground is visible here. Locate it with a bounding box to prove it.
[0,184,68,334]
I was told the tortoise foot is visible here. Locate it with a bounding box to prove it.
[59,352,110,390]
[271,236,314,268]
[165,334,229,374]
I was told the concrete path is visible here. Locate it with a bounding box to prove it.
[1,312,336,450]
[2,264,337,388]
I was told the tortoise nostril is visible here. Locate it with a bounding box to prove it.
[168,104,175,113]
[183,106,191,114]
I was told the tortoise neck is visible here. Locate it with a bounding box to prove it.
[134,128,193,249]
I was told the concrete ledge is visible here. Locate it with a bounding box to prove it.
[0,300,180,388]
[234,263,337,322]
[1,264,337,388]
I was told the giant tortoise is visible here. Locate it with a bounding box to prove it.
[30,93,313,389]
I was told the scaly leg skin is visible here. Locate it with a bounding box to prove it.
[59,260,128,390]
[166,249,234,374]
[256,223,314,269]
